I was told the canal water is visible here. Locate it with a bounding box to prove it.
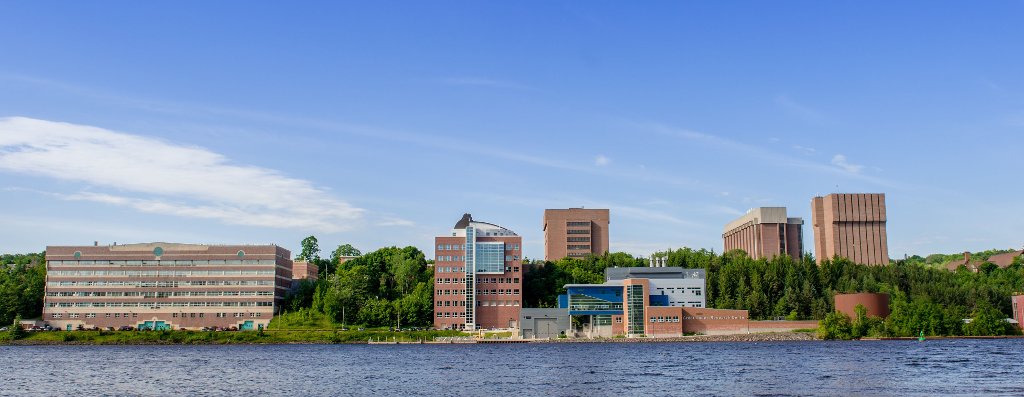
[2,339,1022,396]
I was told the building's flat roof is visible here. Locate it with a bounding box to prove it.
[605,266,705,281]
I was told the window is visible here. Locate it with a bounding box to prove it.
[615,317,622,323]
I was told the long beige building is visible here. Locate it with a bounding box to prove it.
[44,243,293,331]
[811,193,889,266]
[722,207,804,260]
[543,208,610,260]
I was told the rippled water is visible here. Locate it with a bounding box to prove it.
[2,339,1023,396]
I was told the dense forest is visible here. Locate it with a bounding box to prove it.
[285,240,434,328]
[0,253,46,326]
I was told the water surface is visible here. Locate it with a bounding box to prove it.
[2,339,1022,396]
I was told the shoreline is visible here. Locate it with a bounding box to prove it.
[6,331,1024,346]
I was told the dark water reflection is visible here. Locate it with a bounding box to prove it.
[2,339,1022,396]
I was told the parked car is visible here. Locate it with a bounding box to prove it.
[0,327,8,331]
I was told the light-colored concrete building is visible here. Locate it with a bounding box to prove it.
[518,308,570,339]
[722,207,804,260]
[543,208,610,260]
[44,242,292,331]
[811,193,889,265]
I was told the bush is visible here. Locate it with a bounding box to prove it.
[817,311,853,340]
[964,304,1014,336]
[9,315,26,340]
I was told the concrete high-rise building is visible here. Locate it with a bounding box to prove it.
[543,208,610,261]
[44,243,293,331]
[811,193,889,266]
[434,214,522,331]
[722,207,804,260]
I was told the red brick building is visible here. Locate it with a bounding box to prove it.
[722,207,804,260]
[434,214,522,331]
[834,292,891,319]
[543,208,610,260]
[811,193,890,266]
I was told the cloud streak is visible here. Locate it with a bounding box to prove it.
[438,77,537,91]
[830,154,864,174]
[0,117,364,232]
[774,94,830,124]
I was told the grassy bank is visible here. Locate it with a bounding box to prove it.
[1,329,467,345]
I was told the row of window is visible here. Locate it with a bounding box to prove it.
[566,221,591,227]
[478,289,520,295]
[436,267,465,273]
[49,270,276,277]
[650,316,681,323]
[47,291,274,298]
[567,245,592,250]
[434,255,523,262]
[480,277,519,284]
[566,229,591,235]
[478,300,519,307]
[567,237,591,242]
[48,280,275,287]
[437,243,522,251]
[432,299,523,309]
[436,289,465,296]
[436,275,522,284]
[50,312,263,319]
[47,301,274,308]
[655,290,703,297]
[50,260,277,266]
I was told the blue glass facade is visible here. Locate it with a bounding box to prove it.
[566,285,624,315]
[475,242,505,274]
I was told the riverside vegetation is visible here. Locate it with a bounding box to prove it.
[3,241,1023,344]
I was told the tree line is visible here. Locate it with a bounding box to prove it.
[523,248,1023,336]
[285,236,433,328]
[0,253,46,326]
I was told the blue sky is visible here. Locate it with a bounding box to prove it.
[1,2,1022,260]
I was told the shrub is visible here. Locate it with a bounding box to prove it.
[817,311,853,340]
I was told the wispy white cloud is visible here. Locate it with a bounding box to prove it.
[830,154,864,174]
[635,121,900,187]
[774,94,830,124]
[438,77,537,91]
[792,145,816,155]
[594,155,611,166]
[0,117,364,232]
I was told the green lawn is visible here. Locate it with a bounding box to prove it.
[3,328,468,345]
